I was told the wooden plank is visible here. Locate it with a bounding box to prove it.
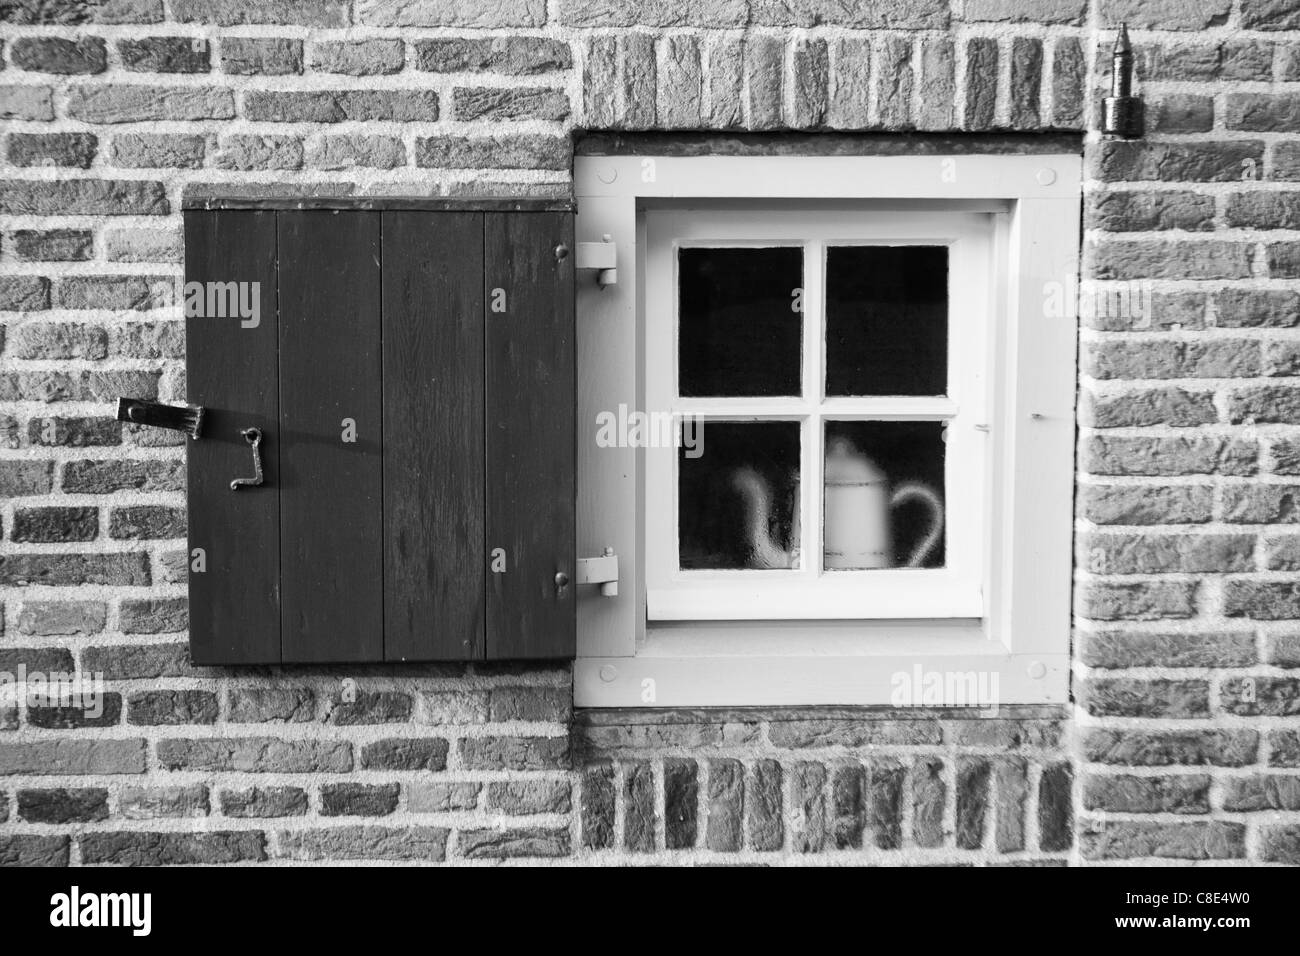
[184,197,574,213]
[277,211,383,663]
[184,210,281,665]
[485,211,576,659]
[382,211,486,661]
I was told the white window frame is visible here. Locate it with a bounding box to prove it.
[573,154,1081,708]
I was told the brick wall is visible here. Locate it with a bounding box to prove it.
[0,0,1297,865]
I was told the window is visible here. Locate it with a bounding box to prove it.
[574,154,1081,708]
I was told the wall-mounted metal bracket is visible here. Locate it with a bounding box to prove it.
[116,397,204,439]
[1102,23,1144,139]
[577,547,619,597]
[576,235,617,288]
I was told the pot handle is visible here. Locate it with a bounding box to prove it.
[890,483,944,568]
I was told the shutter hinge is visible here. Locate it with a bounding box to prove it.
[116,397,204,439]
[576,547,619,597]
[575,235,617,288]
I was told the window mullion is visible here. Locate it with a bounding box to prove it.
[803,240,826,577]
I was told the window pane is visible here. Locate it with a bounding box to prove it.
[823,421,946,570]
[678,247,802,397]
[825,246,948,397]
[679,421,801,570]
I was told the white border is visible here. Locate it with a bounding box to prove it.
[573,154,1081,707]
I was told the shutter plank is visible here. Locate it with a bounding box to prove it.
[278,211,383,663]
[382,211,486,661]
[485,211,576,659]
[185,210,281,664]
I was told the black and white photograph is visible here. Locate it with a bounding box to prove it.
[0,0,1293,932]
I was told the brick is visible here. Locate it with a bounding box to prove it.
[2,0,162,23]
[661,35,705,129]
[110,133,205,169]
[9,229,93,261]
[119,598,187,634]
[1079,484,1213,525]
[1077,581,1197,620]
[0,739,146,774]
[1100,0,1231,28]
[357,0,544,27]
[16,601,106,636]
[11,37,105,74]
[1129,40,1273,81]
[82,642,190,679]
[1083,631,1256,668]
[1231,386,1300,425]
[416,134,568,170]
[1010,38,1042,129]
[1084,774,1210,814]
[219,37,301,75]
[119,784,208,818]
[1269,633,1300,666]
[325,690,411,725]
[1272,731,1300,766]
[2,370,162,404]
[118,36,209,72]
[705,758,744,851]
[954,758,990,849]
[1084,729,1258,766]
[1211,289,1299,329]
[58,274,171,310]
[624,761,654,852]
[1266,535,1300,570]
[1223,775,1300,811]
[488,685,569,723]
[17,788,109,823]
[109,505,185,540]
[488,780,571,815]
[1227,93,1300,132]
[577,721,723,753]
[359,738,449,771]
[0,85,53,120]
[67,85,233,122]
[918,39,955,129]
[1221,677,1300,716]
[172,0,347,25]
[245,89,438,122]
[1082,387,1216,428]
[458,827,569,859]
[945,720,1062,749]
[11,506,98,543]
[744,758,783,851]
[306,135,405,170]
[213,134,302,171]
[655,759,697,848]
[1088,241,1253,281]
[1148,94,1213,133]
[0,275,50,310]
[1222,484,1300,523]
[911,758,945,848]
[871,36,910,130]
[581,764,615,849]
[415,690,486,724]
[83,831,266,865]
[831,762,866,850]
[561,0,745,26]
[6,132,97,168]
[112,322,184,359]
[0,835,69,866]
[321,782,399,816]
[1037,763,1073,851]
[994,757,1028,852]
[128,690,217,725]
[768,719,940,748]
[1090,191,1215,232]
[27,692,121,729]
[704,38,743,129]
[1082,678,1209,718]
[1261,826,1300,864]
[408,782,480,813]
[742,35,782,131]
[278,825,448,862]
[229,688,314,723]
[0,552,150,587]
[1082,821,1244,860]
[0,179,168,215]
[1080,533,1254,575]
[1226,581,1300,620]
[156,738,352,773]
[753,0,949,27]
[965,39,998,130]
[1090,141,1264,183]
[1083,436,1257,477]
[460,735,567,771]
[414,37,570,74]
[0,648,74,673]
[311,40,404,76]
[454,86,568,121]
[105,228,182,262]
[220,786,308,817]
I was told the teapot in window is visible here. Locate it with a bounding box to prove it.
[731,437,944,570]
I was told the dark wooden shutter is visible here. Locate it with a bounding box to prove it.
[182,199,574,665]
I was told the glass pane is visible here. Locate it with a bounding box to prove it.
[823,421,946,570]
[678,247,802,397]
[679,421,801,570]
[825,245,948,396]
